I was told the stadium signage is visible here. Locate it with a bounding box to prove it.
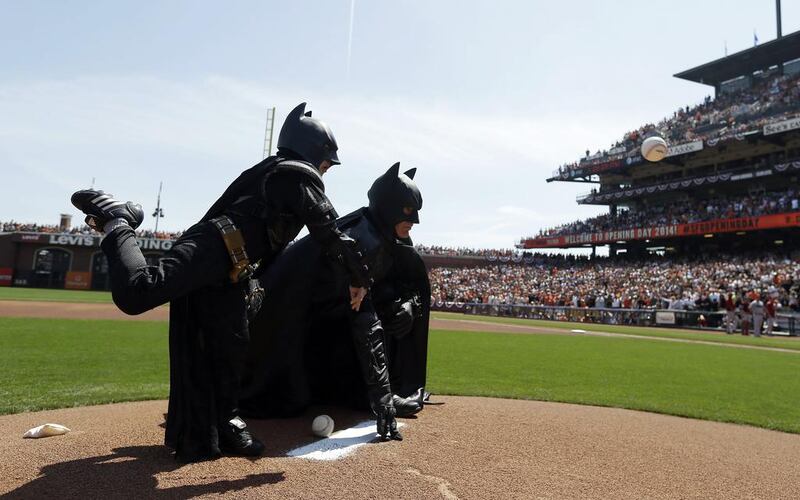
[667,140,703,157]
[764,117,800,136]
[655,312,676,325]
[0,267,12,286]
[48,234,95,246]
[11,232,175,251]
[521,212,800,248]
[137,238,173,251]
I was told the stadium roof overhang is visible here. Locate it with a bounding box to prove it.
[674,30,800,88]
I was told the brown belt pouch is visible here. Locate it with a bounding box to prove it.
[210,215,252,283]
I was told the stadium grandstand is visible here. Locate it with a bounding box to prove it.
[432,29,800,334]
[526,30,800,258]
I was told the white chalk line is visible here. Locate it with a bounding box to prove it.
[286,420,406,461]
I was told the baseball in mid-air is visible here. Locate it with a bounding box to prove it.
[641,136,668,162]
[312,414,334,437]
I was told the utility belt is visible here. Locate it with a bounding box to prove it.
[210,215,256,283]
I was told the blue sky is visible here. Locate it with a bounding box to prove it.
[2,1,799,248]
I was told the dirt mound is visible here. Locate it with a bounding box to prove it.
[1,397,799,499]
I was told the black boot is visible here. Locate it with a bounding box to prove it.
[392,394,422,417]
[218,417,265,457]
[71,189,144,231]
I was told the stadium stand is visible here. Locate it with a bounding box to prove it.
[0,221,183,240]
[428,253,800,312]
[553,72,800,181]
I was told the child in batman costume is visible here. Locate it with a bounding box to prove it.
[70,103,387,461]
[240,163,430,431]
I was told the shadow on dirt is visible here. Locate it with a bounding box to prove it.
[1,445,284,499]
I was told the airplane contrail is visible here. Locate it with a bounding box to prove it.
[347,0,355,78]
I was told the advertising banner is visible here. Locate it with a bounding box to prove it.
[0,267,12,286]
[655,312,676,325]
[520,212,800,249]
[667,140,703,157]
[65,271,92,290]
[11,232,174,251]
[764,117,800,136]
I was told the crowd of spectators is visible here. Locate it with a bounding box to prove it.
[555,71,800,178]
[0,221,183,240]
[0,221,80,234]
[429,252,800,313]
[535,187,800,238]
[415,245,519,258]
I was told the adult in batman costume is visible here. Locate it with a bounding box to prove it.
[240,162,430,424]
[69,103,394,462]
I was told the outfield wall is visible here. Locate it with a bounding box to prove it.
[0,232,174,289]
[434,302,800,336]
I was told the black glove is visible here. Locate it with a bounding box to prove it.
[335,234,372,289]
[372,393,402,441]
[245,279,265,321]
[382,299,415,339]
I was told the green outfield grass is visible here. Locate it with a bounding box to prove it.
[428,329,800,433]
[0,287,113,303]
[2,316,799,433]
[432,311,800,351]
[0,318,168,414]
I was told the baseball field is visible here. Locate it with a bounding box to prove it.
[2,288,800,498]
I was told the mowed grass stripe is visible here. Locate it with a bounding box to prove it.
[2,317,799,434]
[432,311,800,352]
[428,329,800,433]
[0,287,113,303]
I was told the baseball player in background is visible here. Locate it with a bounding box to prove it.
[724,293,737,334]
[739,297,751,336]
[765,296,778,336]
[749,293,765,338]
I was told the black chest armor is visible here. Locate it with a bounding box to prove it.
[202,157,324,262]
[338,208,396,284]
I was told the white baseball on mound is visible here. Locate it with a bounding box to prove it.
[641,136,668,162]
[312,415,334,438]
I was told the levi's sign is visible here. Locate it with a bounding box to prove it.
[48,234,96,246]
[43,234,174,250]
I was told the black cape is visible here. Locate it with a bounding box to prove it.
[239,208,431,418]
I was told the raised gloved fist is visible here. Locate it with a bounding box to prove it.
[372,394,402,441]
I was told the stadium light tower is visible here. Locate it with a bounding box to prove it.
[263,106,276,159]
[152,181,164,233]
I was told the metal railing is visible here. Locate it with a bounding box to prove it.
[432,302,799,336]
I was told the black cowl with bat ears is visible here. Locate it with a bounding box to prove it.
[367,162,422,238]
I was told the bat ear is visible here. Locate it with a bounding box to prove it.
[304,111,312,117]
[387,162,400,178]
[403,168,416,179]
[287,102,307,121]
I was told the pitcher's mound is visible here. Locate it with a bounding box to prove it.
[1,396,799,499]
